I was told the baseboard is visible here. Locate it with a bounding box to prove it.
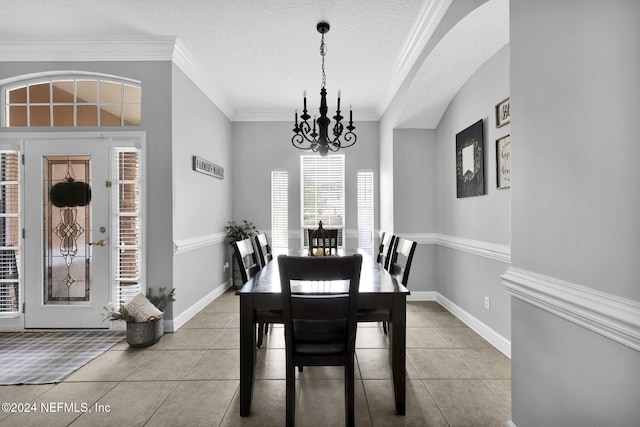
[168,279,232,332]
[506,421,517,427]
[405,291,511,358]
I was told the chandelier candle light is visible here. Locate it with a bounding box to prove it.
[292,22,357,156]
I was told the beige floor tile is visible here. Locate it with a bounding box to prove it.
[64,349,156,382]
[364,379,448,426]
[71,381,178,427]
[220,379,287,426]
[0,382,116,427]
[145,380,238,427]
[204,297,239,313]
[297,379,371,427]
[255,348,286,379]
[406,300,447,312]
[296,364,361,381]
[407,348,475,379]
[483,378,512,408]
[182,312,237,329]
[454,348,511,379]
[357,348,419,380]
[124,349,206,381]
[406,326,451,348]
[406,310,430,327]
[153,328,222,350]
[184,349,240,380]
[419,311,466,327]
[433,326,493,349]
[210,328,241,349]
[425,379,511,426]
[356,326,389,348]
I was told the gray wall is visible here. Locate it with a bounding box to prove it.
[434,45,511,339]
[171,64,232,319]
[231,120,379,249]
[510,1,640,425]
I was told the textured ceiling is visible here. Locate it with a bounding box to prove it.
[0,0,508,128]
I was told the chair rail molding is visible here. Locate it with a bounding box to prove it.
[401,233,511,263]
[174,232,227,255]
[503,267,640,352]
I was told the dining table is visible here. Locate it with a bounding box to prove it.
[236,248,410,417]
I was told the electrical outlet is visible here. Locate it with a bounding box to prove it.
[484,296,491,310]
[223,262,230,272]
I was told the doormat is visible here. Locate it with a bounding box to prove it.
[0,331,125,385]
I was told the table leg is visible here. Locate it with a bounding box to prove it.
[389,294,406,415]
[239,295,256,416]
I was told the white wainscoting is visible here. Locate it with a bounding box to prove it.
[402,233,511,263]
[503,267,640,352]
[173,232,227,255]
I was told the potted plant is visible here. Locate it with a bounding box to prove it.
[225,220,258,288]
[103,287,175,348]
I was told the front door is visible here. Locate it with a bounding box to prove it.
[24,138,110,328]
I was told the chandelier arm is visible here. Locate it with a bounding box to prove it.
[338,131,357,149]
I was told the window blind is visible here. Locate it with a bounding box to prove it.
[112,148,141,305]
[0,151,20,313]
[271,170,288,248]
[357,170,374,256]
[300,154,344,247]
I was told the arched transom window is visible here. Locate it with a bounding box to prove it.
[3,74,141,127]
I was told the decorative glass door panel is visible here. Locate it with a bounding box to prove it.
[24,139,109,328]
[44,155,92,305]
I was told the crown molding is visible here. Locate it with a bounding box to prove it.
[377,0,452,116]
[503,267,640,352]
[0,36,177,61]
[0,36,234,121]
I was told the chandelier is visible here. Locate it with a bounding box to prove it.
[292,22,357,156]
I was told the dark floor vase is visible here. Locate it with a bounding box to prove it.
[126,318,164,348]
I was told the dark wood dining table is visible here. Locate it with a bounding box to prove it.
[236,248,410,417]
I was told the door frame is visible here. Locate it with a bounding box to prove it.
[0,131,146,331]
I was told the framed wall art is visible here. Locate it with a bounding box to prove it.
[495,97,510,128]
[456,119,485,198]
[496,134,511,189]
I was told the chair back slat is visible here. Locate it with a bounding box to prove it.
[376,231,396,270]
[254,233,273,268]
[389,237,417,287]
[232,237,260,283]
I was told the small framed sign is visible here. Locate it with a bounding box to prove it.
[192,156,224,179]
[496,135,511,189]
[495,97,510,128]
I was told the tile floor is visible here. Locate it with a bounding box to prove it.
[0,289,511,426]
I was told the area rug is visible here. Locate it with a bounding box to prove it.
[0,331,125,385]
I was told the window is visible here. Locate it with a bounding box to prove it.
[300,154,344,247]
[357,170,374,256]
[3,75,141,127]
[271,170,289,249]
[0,151,19,313]
[112,148,142,305]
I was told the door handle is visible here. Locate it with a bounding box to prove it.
[90,240,107,247]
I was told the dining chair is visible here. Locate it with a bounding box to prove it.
[307,220,339,256]
[253,232,274,343]
[278,254,363,427]
[359,236,418,334]
[376,231,396,270]
[388,237,418,287]
[232,237,277,348]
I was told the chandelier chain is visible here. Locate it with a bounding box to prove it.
[320,33,326,88]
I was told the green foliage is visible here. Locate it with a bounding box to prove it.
[225,220,258,244]
[146,287,176,312]
[102,302,136,322]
